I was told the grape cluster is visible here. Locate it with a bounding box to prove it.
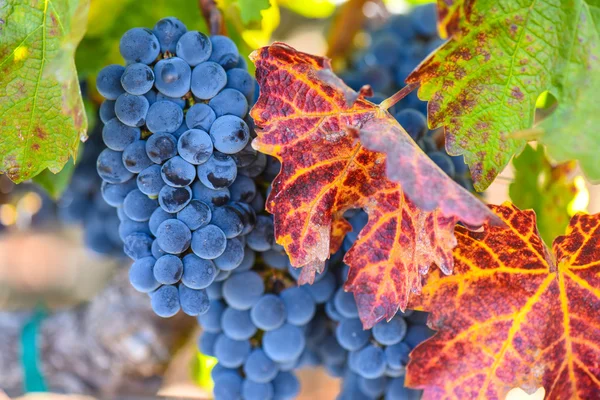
[96,17,265,318]
[340,3,473,191]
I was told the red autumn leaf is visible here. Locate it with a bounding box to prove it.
[407,203,600,399]
[249,43,500,327]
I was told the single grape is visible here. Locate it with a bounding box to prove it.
[192,181,230,207]
[250,294,286,331]
[191,224,227,259]
[115,93,149,127]
[206,280,223,300]
[242,380,274,400]
[214,334,251,368]
[176,31,212,66]
[355,345,386,379]
[210,205,244,238]
[185,103,216,132]
[198,299,225,333]
[153,254,183,285]
[261,249,289,270]
[334,287,359,319]
[246,215,274,251]
[121,63,155,95]
[222,271,264,310]
[151,240,167,259]
[177,128,214,165]
[239,152,267,178]
[158,185,192,213]
[146,101,184,134]
[179,283,210,316]
[372,316,407,346]
[226,68,255,102]
[209,115,250,154]
[123,232,153,260]
[230,202,256,236]
[102,118,141,151]
[221,307,257,341]
[119,27,160,64]
[191,61,227,100]
[272,372,300,400]
[137,164,164,196]
[123,189,158,222]
[213,369,243,400]
[214,238,245,271]
[197,153,237,189]
[229,175,257,203]
[144,89,157,105]
[99,100,116,123]
[145,132,178,164]
[208,35,239,69]
[384,342,411,370]
[243,348,279,383]
[336,318,371,351]
[181,253,217,289]
[280,287,316,326]
[263,324,305,363]
[177,199,211,230]
[151,285,180,318]
[129,256,159,292]
[214,269,231,282]
[161,156,196,187]
[153,17,187,53]
[154,57,192,98]
[122,140,153,173]
[156,218,192,254]
[96,64,125,100]
[101,179,137,207]
[208,88,248,119]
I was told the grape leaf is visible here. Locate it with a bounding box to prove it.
[407,203,600,399]
[236,0,270,24]
[406,0,600,191]
[250,43,499,327]
[537,73,600,183]
[0,0,89,183]
[510,144,578,246]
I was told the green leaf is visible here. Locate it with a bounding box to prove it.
[407,0,600,191]
[509,144,578,246]
[537,72,600,183]
[33,157,75,200]
[238,0,270,24]
[76,0,207,78]
[0,0,89,183]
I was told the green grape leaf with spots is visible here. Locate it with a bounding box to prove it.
[407,0,600,191]
[509,144,579,246]
[0,0,89,183]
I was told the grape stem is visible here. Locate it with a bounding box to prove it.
[379,82,419,111]
[198,0,225,36]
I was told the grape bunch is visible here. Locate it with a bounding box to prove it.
[340,3,473,192]
[95,17,264,318]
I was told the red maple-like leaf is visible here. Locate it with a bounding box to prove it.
[250,43,499,327]
[407,203,600,399]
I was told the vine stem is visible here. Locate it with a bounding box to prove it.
[326,0,370,60]
[379,82,419,111]
[198,0,225,36]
